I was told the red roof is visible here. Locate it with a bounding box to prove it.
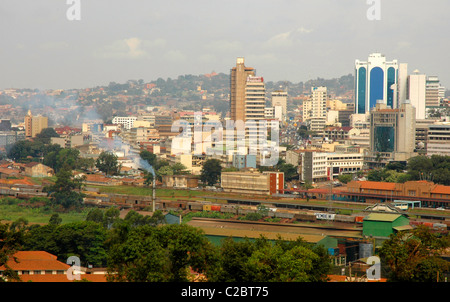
[19,273,107,282]
[327,274,386,282]
[432,185,450,195]
[325,126,353,132]
[0,251,70,271]
[356,181,397,190]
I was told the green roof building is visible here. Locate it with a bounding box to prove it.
[362,213,411,238]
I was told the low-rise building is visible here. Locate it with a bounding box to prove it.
[221,170,284,195]
[162,174,199,188]
[112,116,138,130]
[362,213,410,238]
[426,122,450,156]
[326,153,364,179]
[346,180,450,208]
[323,126,359,142]
[299,151,363,182]
[0,251,107,282]
[301,151,328,183]
[23,162,54,178]
[232,154,256,169]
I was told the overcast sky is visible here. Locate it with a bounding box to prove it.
[0,0,449,90]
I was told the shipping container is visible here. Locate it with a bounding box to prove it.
[274,211,294,219]
[211,205,221,212]
[294,213,317,222]
[355,216,365,223]
[433,223,447,229]
[220,204,236,213]
[187,202,203,211]
[335,215,355,223]
[315,213,336,220]
[203,204,212,211]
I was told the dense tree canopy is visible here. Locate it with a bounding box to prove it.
[96,151,121,176]
[0,221,25,281]
[107,224,215,282]
[44,167,86,210]
[407,155,450,185]
[366,155,450,185]
[379,225,450,282]
[1,208,336,282]
[22,221,108,267]
[200,159,222,186]
[34,128,60,144]
[139,150,157,168]
[208,236,331,282]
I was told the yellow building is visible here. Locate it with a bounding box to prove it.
[221,169,284,195]
[24,111,48,138]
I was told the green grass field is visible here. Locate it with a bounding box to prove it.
[0,204,90,225]
[91,185,210,197]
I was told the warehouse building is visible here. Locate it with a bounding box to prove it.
[362,213,411,238]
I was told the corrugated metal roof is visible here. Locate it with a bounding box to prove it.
[393,225,413,231]
[198,226,326,243]
[364,213,401,222]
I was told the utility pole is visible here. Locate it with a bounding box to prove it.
[152,177,156,212]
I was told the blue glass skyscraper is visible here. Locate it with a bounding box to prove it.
[354,53,405,114]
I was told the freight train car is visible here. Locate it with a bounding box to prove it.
[162,200,188,211]
[314,212,336,220]
[187,201,204,211]
[219,204,239,214]
[410,220,449,230]
[293,213,317,222]
[334,214,356,223]
[269,209,295,219]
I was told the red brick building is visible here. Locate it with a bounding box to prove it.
[345,180,450,208]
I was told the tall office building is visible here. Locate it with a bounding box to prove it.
[407,70,427,120]
[354,53,406,114]
[271,90,287,120]
[303,86,328,133]
[244,76,266,121]
[425,76,442,108]
[228,58,274,165]
[230,57,256,122]
[397,62,408,105]
[24,110,48,138]
[367,100,416,166]
[24,111,33,138]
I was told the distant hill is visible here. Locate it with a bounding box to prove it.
[145,72,355,98]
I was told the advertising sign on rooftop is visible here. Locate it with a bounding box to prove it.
[247,76,264,83]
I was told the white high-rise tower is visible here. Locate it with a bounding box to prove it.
[355,53,405,114]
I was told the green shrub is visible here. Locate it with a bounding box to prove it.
[240,212,262,221]
[0,197,20,205]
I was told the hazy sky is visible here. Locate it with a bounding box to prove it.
[1,0,449,90]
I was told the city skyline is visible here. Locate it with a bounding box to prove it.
[1,0,449,90]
